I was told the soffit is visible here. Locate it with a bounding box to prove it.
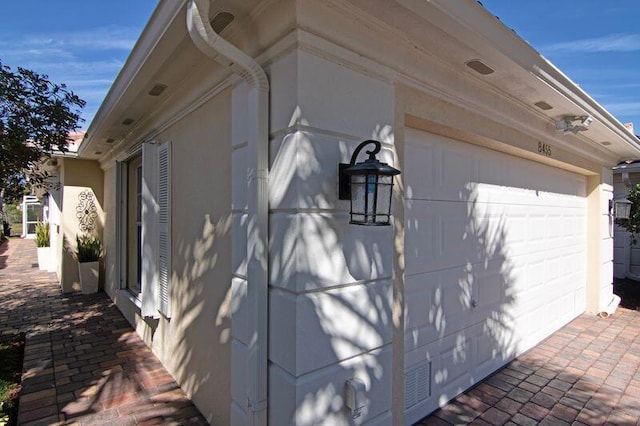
[343,0,640,161]
[81,0,264,160]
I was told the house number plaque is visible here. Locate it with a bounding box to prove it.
[538,142,552,157]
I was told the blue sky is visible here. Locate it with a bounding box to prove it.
[1,2,639,133]
[0,1,157,129]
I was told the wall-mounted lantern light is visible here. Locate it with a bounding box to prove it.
[338,140,401,226]
[610,197,632,220]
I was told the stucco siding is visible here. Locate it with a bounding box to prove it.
[59,159,105,293]
[263,47,396,424]
[102,89,233,424]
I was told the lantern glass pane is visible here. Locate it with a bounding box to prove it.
[366,174,376,221]
[616,200,632,219]
[351,175,366,216]
[376,181,392,216]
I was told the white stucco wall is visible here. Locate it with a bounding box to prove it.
[230,47,397,425]
[102,89,233,425]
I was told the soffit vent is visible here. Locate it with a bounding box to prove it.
[148,84,167,97]
[210,11,235,34]
[601,141,612,146]
[534,101,553,111]
[465,59,494,75]
[106,138,115,144]
[122,118,135,126]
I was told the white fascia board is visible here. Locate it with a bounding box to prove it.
[79,0,186,156]
[613,162,640,173]
[51,150,78,159]
[405,0,640,156]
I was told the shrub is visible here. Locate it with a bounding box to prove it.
[35,221,50,248]
[75,234,101,262]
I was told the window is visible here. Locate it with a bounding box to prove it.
[122,153,142,296]
[118,141,172,318]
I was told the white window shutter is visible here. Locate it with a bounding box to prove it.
[141,142,159,318]
[157,141,171,318]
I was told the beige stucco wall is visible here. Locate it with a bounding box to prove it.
[586,169,615,313]
[59,159,105,292]
[102,88,233,424]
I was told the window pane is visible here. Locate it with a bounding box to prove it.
[125,154,142,296]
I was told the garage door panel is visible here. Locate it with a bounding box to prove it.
[504,156,586,197]
[437,333,473,389]
[405,258,520,354]
[475,318,517,377]
[406,200,498,276]
[476,268,505,307]
[406,201,585,278]
[404,128,587,422]
[407,132,585,201]
[405,267,475,350]
[442,147,475,189]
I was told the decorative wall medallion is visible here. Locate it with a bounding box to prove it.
[76,190,97,233]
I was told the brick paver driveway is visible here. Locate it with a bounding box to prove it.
[0,237,207,425]
[3,237,640,425]
[417,307,640,425]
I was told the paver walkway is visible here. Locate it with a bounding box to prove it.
[417,307,640,425]
[0,237,207,425]
[4,237,640,425]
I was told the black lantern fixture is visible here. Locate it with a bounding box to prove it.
[611,197,632,220]
[338,140,401,226]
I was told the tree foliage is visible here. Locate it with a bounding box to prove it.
[0,61,85,202]
[616,183,640,245]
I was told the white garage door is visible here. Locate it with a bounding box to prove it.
[403,129,587,423]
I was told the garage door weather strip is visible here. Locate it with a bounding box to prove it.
[187,1,270,424]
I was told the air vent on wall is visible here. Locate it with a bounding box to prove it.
[465,59,494,75]
[210,11,235,33]
[534,101,553,111]
[405,362,431,409]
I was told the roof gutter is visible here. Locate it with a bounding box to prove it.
[186,1,269,424]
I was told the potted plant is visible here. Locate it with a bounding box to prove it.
[1,212,10,237]
[35,221,51,271]
[75,234,101,294]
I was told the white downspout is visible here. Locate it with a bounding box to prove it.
[186,1,269,424]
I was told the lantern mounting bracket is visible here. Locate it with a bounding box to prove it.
[338,140,381,200]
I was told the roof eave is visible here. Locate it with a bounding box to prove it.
[79,0,186,157]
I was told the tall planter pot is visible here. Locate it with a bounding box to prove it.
[37,247,51,271]
[78,261,99,294]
